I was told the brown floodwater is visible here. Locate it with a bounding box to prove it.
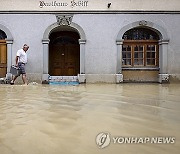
[0,83,180,154]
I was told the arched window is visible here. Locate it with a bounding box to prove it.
[0,30,7,39]
[52,36,79,45]
[122,28,159,67]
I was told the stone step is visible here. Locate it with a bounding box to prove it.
[49,76,78,82]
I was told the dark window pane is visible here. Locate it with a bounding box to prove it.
[0,30,7,39]
[122,46,126,51]
[122,45,132,52]
[123,59,131,65]
[122,28,159,40]
[122,52,131,58]
[146,59,155,65]
[139,52,143,58]
[147,46,151,51]
[52,36,78,44]
[122,52,126,58]
[134,59,143,65]
[134,52,143,58]
[127,52,131,58]
[147,52,155,59]
[147,52,151,58]
[134,52,138,58]
[152,52,155,58]
[147,45,156,51]
[134,46,138,51]
[127,46,131,51]
[140,46,143,51]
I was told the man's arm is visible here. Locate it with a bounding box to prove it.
[15,56,19,66]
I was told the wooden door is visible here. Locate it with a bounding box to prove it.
[64,44,80,76]
[49,44,80,76]
[0,40,7,77]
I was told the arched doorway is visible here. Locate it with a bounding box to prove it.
[42,22,86,83]
[122,27,160,82]
[0,30,7,78]
[49,28,80,76]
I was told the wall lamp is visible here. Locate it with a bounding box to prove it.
[107,3,111,8]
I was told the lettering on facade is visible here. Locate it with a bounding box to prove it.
[39,1,88,8]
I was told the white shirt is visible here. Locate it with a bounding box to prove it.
[16,49,27,64]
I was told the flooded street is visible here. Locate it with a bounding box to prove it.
[0,83,180,154]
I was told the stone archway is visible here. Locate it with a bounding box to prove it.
[116,20,169,83]
[0,24,13,80]
[42,22,86,83]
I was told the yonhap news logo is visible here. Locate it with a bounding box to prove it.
[96,132,111,149]
[96,132,175,149]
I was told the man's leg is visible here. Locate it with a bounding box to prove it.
[22,74,28,85]
[10,75,18,85]
[20,63,28,85]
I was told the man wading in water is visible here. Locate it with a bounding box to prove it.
[10,44,29,85]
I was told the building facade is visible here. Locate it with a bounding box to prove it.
[0,0,180,83]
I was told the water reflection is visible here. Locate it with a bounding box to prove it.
[0,83,180,154]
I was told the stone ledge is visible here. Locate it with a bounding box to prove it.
[85,74,116,83]
[78,74,86,83]
[116,74,123,83]
[169,74,180,83]
[42,74,50,84]
[159,74,169,83]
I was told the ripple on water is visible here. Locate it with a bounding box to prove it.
[0,84,180,154]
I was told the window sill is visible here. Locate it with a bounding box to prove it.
[122,67,159,71]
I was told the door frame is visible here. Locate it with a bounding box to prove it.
[0,40,7,77]
[49,42,80,76]
[0,24,13,80]
[42,22,86,83]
